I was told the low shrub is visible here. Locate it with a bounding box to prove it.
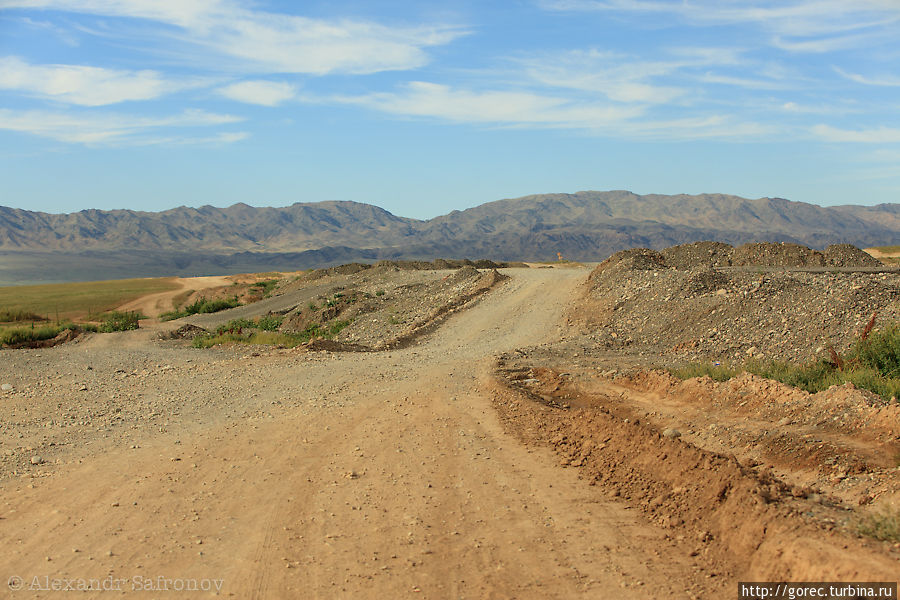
[858,506,900,542]
[193,318,349,349]
[670,319,900,402]
[98,311,142,332]
[0,322,96,346]
[0,309,47,323]
[250,279,280,296]
[161,296,241,321]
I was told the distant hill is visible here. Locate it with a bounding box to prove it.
[2,191,899,284]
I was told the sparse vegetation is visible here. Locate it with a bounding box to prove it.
[670,362,740,382]
[97,310,143,333]
[0,322,97,347]
[256,314,283,331]
[193,318,348,349]
[0,309,48,323]
[858,506,900,542]
[249,279,280,297]
[160,296,242,321]
[671,320,900,402]
[170,289,195,310]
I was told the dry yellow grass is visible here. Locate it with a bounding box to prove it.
[0,278,180,321]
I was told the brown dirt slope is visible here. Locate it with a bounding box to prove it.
[493,360,899,583]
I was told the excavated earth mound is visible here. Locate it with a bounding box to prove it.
[578,242,900,363]
[280,267,509,349]
[596,241,883,273]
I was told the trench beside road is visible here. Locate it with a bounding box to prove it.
[1,268,722,598]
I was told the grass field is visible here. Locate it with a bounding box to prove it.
[0,278,180,322]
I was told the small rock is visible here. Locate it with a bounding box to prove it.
[30,456,43,465]
[1,383,12,391]
[662,428,682,439]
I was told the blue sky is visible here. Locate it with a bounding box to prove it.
[0,0,899,219]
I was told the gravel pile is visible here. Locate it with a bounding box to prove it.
[301,258,527,281]
[281,266,508,349]
[578,243,900,363]
[597,241,882,272]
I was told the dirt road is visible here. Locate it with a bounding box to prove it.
[116,276,232,318]
[1,268,722,598]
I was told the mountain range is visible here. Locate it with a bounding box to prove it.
[2,190,899,284]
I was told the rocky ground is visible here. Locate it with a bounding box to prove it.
[0,247,898,598]
[571,241,900,363]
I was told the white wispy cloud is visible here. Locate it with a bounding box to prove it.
[0,56,202,105]
[771,33,873,54]
[218,80,296,106]
[0,107,244,145]
[696,72,790,90]
[1,0,468,75]
[780,101,858,115]
[541,0,900,52]
[332,81,640,128]
[834,67,900,87]
[515,50,686,104]
[812,124,900,143]
[327,81,769,140]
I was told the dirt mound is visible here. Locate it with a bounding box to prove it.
[824,244,884,267]
[303,262,372,280]
[161,324,209,340]
[680,268,731,296]
[592,248,666,278]
[303,258,525,280]
[4,327,81,349]
[578,243,900,362]
[280,267,509,350]
[732,242,825,267]
[445,265,480,284]
[661,241,734,270]
[597,242,881,274]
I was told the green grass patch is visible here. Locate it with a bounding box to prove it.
[0,309,47,323]
[193,318,349,349]
[160,296,242,321]
[0,322,97,347]
[671,322,900,402]
[871,245,900,254]
[213,315,283,335]
[858,506,900,542]
[256,314,283,331]
[249,279,280,296]
[97,310,142,333]
[0,277,180,321]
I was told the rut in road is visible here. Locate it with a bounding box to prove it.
[1,268,721,599]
